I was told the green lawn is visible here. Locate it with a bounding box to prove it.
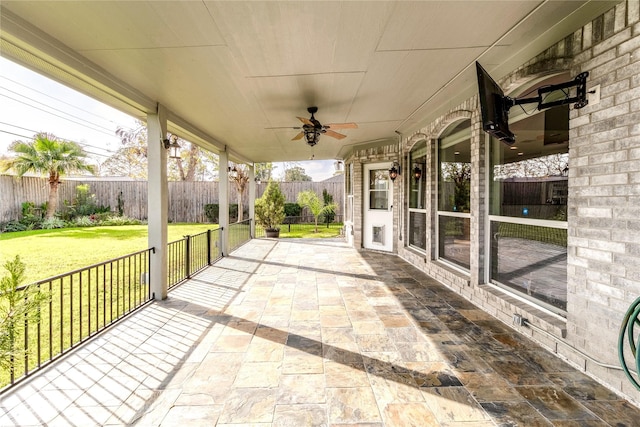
[0,224,217,285]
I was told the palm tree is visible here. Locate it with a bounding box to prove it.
[297,190,337,233]
[2,133,96,218]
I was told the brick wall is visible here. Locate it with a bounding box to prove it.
[344,0,640,404]
[567,0,640,400]
[390,0,640,404]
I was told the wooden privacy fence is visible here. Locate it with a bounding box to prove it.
[0,175,344,223]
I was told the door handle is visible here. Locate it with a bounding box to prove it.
[389,205,393,211]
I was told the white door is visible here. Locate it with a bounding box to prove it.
[363,163,394,252]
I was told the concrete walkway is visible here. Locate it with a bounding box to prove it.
[1,238,638,426]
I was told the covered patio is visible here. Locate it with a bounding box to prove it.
[1,238,638,426]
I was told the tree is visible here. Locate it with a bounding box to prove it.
[441,161,471,212]
[284,165,312,182]
[297,190,337,233]
[0,256,49,371]
[229,163,249,222]
[255,162,275,182]
[102,121,218,180]
[101,122,148,178]
[2,133,96,218]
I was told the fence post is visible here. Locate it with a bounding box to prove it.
[207,229,212,265]
[184,235,191,279]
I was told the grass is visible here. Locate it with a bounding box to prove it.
[0,223,217,285]
[271,223,343,238]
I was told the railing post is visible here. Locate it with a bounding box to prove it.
[184,235,191,279]
[24,295,28,376]
[207,229,212,265]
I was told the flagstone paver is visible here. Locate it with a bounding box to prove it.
[1,238,639,426]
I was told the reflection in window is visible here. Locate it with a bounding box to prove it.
[491,222,567,310]
[437,120,471,270]
[408,141,427,251]
[409,211,426,250]
[438,216,470,269]
[369,169,388,210]
[488,91,569,313]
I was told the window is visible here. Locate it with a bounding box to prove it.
[488,76,569,313]
[369,169,389,210]
[408,140,427,250]
[437,120,471,270]
[346,163,354,223]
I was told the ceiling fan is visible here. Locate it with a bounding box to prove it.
[282,107,357,147]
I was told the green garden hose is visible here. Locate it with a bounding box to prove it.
[618,296,640,391]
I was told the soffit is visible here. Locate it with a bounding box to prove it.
[0,1,617,163]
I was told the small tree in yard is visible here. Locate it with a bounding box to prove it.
[297,190,337,233]
[1,133,95,218]
[0,256,49,371]
[255,181,286,234]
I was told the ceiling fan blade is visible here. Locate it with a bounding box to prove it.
[326,122,358,130]
[297,117,314,126]
[291,132,304,141]
[324,129,347,140]
[266,126,302,130]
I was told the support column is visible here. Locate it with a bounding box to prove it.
[147,105,168,300]
[219,150,229,256]
[249,164,256,238]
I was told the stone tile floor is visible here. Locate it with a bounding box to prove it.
[1,238,639,426]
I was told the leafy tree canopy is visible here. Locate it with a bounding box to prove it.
[284,165,312,182]
[101,121,218,181]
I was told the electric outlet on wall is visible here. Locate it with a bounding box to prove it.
[588,84,601,106]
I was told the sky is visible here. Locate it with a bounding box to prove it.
[0,57,336,181]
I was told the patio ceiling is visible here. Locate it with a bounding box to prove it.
[0,1,615,164]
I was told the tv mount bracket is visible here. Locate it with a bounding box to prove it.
[505,72,590,112]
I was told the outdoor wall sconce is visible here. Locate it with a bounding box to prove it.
[388,161,400,181]
[413,164,422,182]
[163,134,180,159]
[255,177,262,185]
[228,165,238,179]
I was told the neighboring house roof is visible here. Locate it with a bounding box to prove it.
[321,174,344,183]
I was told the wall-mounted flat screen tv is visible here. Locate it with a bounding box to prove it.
[476,62,515,145]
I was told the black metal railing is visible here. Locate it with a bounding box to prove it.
[1,216,318,392]
[228,219,252,252]
[254,214,344,238]
[2,249,153,390]
[167,228,222,289]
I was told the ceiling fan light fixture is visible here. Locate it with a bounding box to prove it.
[304,129,320,146]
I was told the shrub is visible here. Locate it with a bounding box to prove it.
[204,204,219,223]
[20,201,45,228]
[98,215,142,226]
[0,255,50,371]
[61,185,110,221]
[203,204,247,223]
[73,216,95,227]
[255,181,285,231]
[40,217,66,229]
[284,203,302,217]
[0,221,27,233]
[321,189,336,223]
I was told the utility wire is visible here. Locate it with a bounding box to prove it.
[0,85,115,133]
[0,129,110,159]
[0,92,118,138]
[0,122,116,155]
[0,75,127,127]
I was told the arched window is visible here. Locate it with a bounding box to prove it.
[488,74,569,314]
[408,139,427,251]
[437,119,471,270]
